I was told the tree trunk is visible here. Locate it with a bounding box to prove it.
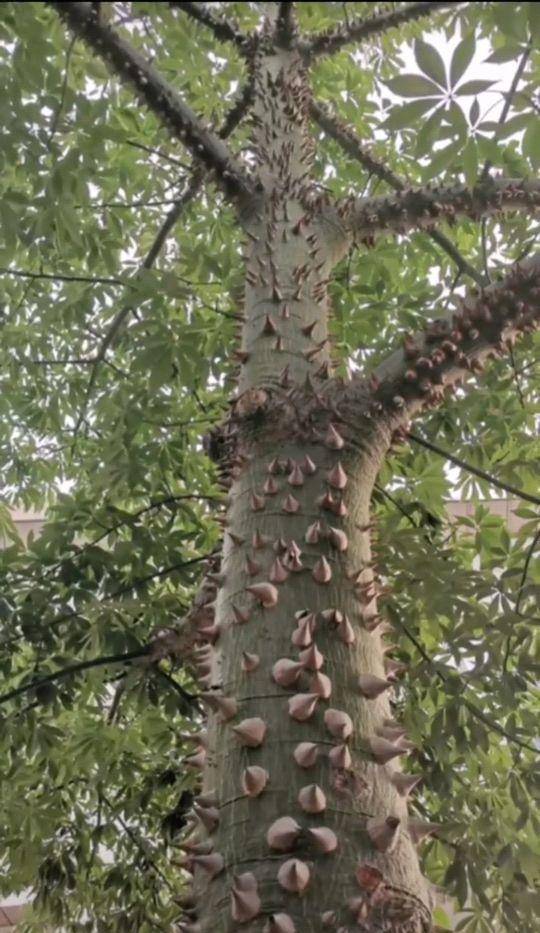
[185,11,432,932]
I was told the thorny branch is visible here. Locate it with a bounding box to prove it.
[369,256,540,419]
[48,1,252,198]
[338,178,540,242]
[302,1,464,60]
[310,98,485,285]
[276,1,299,47]
[168,1,247,50]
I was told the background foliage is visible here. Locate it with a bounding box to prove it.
[0,3,538,931]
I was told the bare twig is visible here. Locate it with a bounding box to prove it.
[0,267,124,286]
[125,139,191,171]
[481,46,531,179]
[409,432,540,506]
[502,525,540,672]
[100,791,176,894]
[46,34,76,148]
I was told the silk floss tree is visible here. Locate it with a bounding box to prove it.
[1,2,539,932]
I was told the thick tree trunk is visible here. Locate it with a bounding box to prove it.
[182,12,432,933]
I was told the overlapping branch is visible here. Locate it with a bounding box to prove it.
[301,1,463,61]
[48,1,253,200]
[168,1,247,50]
[310,98,484,285]
[336,178,540,242]
[366,256,540,419]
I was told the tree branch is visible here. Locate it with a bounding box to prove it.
[0,267,124,286]
[168,1,247,50]
[409,433,540,506]
[502,525,540,673]
[71,78,253,438]
[310,98,485,285]
[28,493,222,588]
[70,176,204,438]
[0,648,150,706]
[389,609,538,754]
[336,177,540,242]
[153,666,200,715]
[367,256,540,420]
[302,1,463,61]
[276,2,299,48]
[100,791,176,894]
[48,1,253,199]
[481,46,531,179]
[2,552,218,654]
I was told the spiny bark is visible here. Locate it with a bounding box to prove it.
[181,13,432,933]
[335,178,540,241]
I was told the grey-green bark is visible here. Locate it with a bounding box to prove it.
[187,14,432,933]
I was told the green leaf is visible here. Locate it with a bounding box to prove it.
[433,905,453,930]
[450,33,476,88]
[469,98,480,126]
[414,105,445,157]
[414,39,447,88]
[422,141,461,180]
[523,119,540,168]
[493,3,529,42]
[476,134,502,166]
[455,80,495,96]
[383,98,439,130]
[462,138,478,186]
[528,2,540,42]
[445,101,469,141]
[383,74,443,98]
[484,44,523,63]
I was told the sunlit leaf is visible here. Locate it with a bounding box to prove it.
[414,39,447,88]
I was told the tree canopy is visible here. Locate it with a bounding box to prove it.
[0,3,538,931]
